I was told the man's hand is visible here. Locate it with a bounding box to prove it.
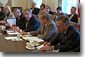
[40,44,51,51]
[40,42,51,51]
[5,23,10,27]
[20,31,27,35]
[11,26,20,32]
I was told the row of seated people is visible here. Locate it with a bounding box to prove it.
[0,6,40,32]
[31,2,80,30]
[21,12,80,52]
[0,5,80,52]
[31,2,79,23]
[0,4,79,26]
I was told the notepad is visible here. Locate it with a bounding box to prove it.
[7,32,20,35]
[7,19,16,26]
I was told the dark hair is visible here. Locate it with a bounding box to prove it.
[57,15,70,25]
[46,5,51,10]
[56,6,62,11]
[40,3,45,8]
[71,6,76,10]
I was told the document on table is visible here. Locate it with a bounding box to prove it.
[4,37,22,41]
[7,32,20,35]
[22,37,44,42]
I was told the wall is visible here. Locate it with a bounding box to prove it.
[0,0,12,7]
[0,0,32,12]
[58,0,62,6]
[12,0,26,12]
[0,0,62,12]
[42,0,58,12]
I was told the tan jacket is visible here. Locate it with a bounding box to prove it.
[30,20,58,41]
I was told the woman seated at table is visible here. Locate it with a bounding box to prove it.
[0,6,15,24]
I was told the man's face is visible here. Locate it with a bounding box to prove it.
[71,8,76,14]
[56,20,66,33]
[38,15,47,25]
[24,11,31,21]
[14,9,21,18]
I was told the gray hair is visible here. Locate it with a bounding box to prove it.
[13,8,20,13]
[4,5,12,13]
[57,15,70,25]
[24,9,32,14]
[38,12,50,21]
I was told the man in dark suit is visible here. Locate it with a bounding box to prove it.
[0,7,5,21]
[31,2,40,15]
[40,15,80,52]
[13,8,26,29]
[22,9,40,32]
[68,7,78,23]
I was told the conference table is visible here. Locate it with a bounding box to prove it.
[0,30,31,52]
[0,25,44,52]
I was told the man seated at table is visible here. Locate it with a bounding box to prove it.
[21,12,57,41]
[40,15,80,52]
[13,8,26,29]
[68,7,78,23]
[20,9,40,32]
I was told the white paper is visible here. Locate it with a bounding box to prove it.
[22,37,44,42]
[7,32,20,35]
[36,45,44,50]
[6,30,14,33]
[7,19,16,26]
[5,37,22,41]
[5,37,18,40]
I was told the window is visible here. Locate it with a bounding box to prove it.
[62,0,78,14]
[33,0,42,8]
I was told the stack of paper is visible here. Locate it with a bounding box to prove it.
[22,37,44,42]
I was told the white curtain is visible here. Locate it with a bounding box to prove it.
[0,0,8,6]
[33,0,42,8]
[62,0,78,14]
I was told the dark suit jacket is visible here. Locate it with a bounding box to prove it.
[49,11,55,15]
[68,13,78,23]
[22,16,40,32]
[31,8,40,15]
[16,14,26,29]
[0,11,5,21]
[50,25,80,52]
